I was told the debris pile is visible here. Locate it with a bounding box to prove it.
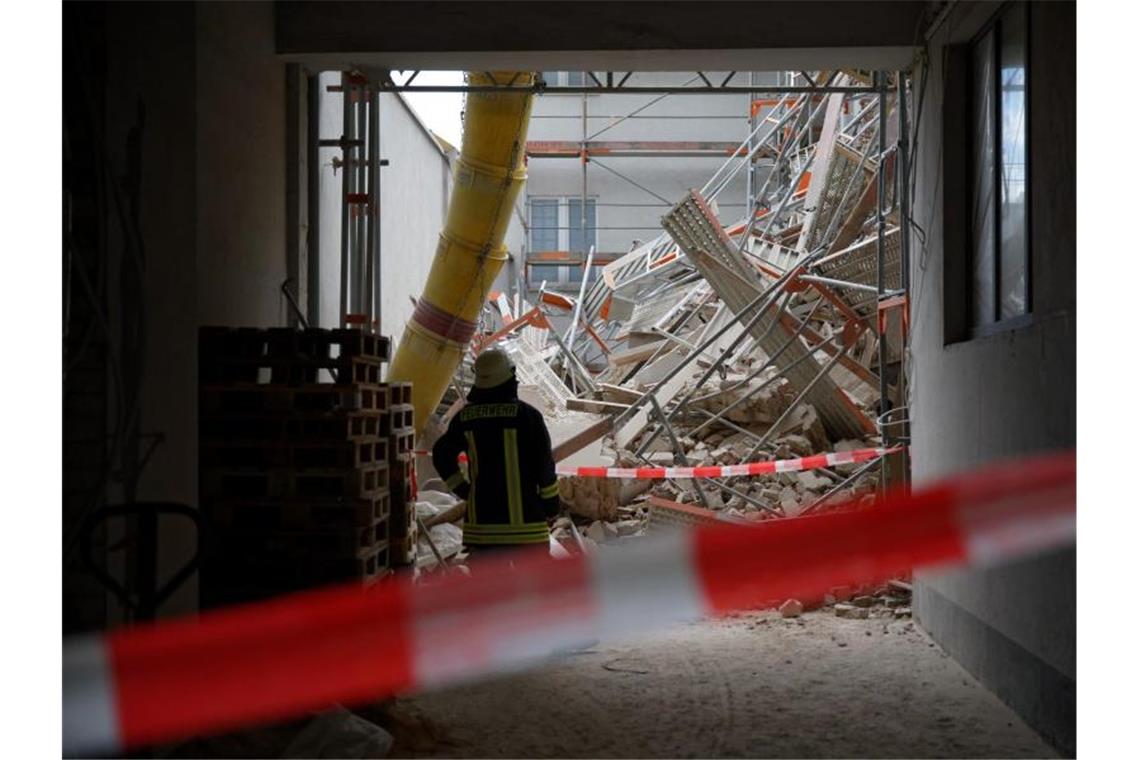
[425,71,908,560]
[773,577,913,622]
[827,578,913,620]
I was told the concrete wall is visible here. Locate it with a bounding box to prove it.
[81,1,290,621]
[100,0,200,624]
[276,1,925,72]
[909,2,1076,754]
[196,1,288,328]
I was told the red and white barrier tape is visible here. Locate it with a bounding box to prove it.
[63,450,1075,756]
[554,446,898,479]
[414,446,899,479]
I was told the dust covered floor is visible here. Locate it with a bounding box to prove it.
[383,609,1057,758]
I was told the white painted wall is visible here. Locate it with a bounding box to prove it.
[378,93,452,342]
[499,193,528,302]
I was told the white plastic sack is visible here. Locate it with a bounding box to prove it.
[417,490,459,509]
[416,522,463,569]
[280,706,393,758]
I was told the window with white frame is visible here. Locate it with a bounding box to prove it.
[527,197,598,287]
[567,198,597,283]
[528,198,561,285]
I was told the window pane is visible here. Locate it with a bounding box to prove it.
[971,30,997,326]
[529,199,558,252]
[566,71,585,87]
[530,265,561,286]
[999,3,1028,319]
[569,264,605,284]
[567,198,597,252]
[540,72,558,86]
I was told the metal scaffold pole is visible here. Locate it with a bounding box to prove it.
[363,82,375,326]
[896,67,912,491]
[338,73,350,326]
[875,70,890,496]
[355,81,368,317]
[745,71,756,222]
[368,83,382,331]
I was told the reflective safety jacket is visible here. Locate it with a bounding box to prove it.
[431,382,561,546]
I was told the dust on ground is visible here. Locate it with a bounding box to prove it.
[380,609,1057,758]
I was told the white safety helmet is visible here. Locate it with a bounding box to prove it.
[472,349,515,389]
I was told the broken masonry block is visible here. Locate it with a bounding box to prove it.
[779,599,804,618]
[835,603,870,620]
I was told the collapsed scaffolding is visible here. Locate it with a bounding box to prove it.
[418,70,913,565]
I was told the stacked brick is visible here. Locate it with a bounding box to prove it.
[385,383,417,565]
[198,326,397,607]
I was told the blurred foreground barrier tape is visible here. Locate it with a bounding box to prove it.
[414,446,900,479]
[63,450,1074,757]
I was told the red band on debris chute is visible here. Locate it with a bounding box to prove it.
[66,450,1074,754]
[410,298,478,344]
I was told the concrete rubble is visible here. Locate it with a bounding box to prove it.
[816,581,914,622]
[778,599,804,618]
[835,603,869,620]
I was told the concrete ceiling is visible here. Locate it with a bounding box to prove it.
[276,1,932,72]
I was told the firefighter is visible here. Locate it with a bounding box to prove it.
[431,348,561,552]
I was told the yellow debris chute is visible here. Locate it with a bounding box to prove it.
[387,72,535,435]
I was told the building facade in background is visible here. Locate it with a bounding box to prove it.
[522,72,779,293]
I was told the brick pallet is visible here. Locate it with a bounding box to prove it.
[199,327,391,385]
[201,411,387,442]
[206,541,390,602]
[386,381,413,405]
[201,462,390,501]
[200,439,389,470]
[198,325,403,608]
[387,393,418,566]
[200,383,390,415]
[207,494,390,530]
